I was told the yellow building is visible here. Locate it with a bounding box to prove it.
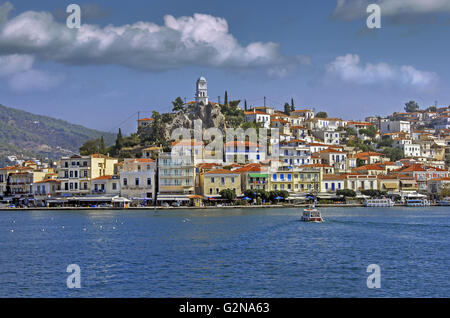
[201,169,241,198]
[270,167,321,193]
[57,154,118,195]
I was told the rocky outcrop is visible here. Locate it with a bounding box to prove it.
[158,103,227,140]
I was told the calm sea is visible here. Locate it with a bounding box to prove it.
[0,207,449,297]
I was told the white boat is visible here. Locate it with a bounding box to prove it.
[301,205,323,222]
[405,199,430,207]
[364,198,395,207]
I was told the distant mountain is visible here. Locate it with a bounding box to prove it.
[0,104,116,161]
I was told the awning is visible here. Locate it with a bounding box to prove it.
[248,173,269,178]
[112,196,131,203]
[156,195,190,201]
[77,196,113,202]
[400,180,416,185]
[383,182,398,189]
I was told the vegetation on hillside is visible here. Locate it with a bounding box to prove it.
[0,104,115,160]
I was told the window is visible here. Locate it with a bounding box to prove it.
[112,183,117,190]
[221,177,225,184]
[273,174,277,181]
[147,178,152,186]
[123,178,128,186]
[211,177,215,183]
[135,178,140,186]
[231,177,235,184]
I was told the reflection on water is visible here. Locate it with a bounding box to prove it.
[0,207,449,297]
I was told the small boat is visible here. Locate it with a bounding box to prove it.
[438,198,450,206]
[364,198,395,207]
[301,205,323,222]
[405,199,430,207]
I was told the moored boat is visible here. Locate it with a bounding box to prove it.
[364,198,395,207]
[405,199,430,207]
[438,198,450,206]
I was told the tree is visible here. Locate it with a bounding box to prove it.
[115,128,123,151]
[244,99,247,111]
[359,125,378,139]
[268,190,289,201]
[284,102,291,115]
[316,111,328,119]
[336,189,356,197]
[377,136,393,148]
[426,106,437,112]
[220,188,236,202]
[99,136,106,154]
[440,184,450,199]
[361,190,387,198]
[356,158,366,167]
[291,98,295,112]
[79,139,100,156]
[404,100,419,113]
[172,97,185,112]
[346,127,357,136]
[224,91,228,106]
[382,147,404,162]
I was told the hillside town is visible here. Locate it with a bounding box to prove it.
[1,77,450,208]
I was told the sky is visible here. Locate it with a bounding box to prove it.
[0,0,450,134]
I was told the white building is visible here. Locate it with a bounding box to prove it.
[91,175,120,196]
[313,130,341,145]
[279,140,311,166]
[195,76,208,105]
[120,158,156,202]
[244,111,271,128]
[402,144,421,158]
[380,120,411,135]
[225,141,266,163]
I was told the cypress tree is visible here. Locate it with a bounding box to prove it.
[291,98,295,112]
[224,91,228,106]
[115,128,123,151]
[99,136,106,154]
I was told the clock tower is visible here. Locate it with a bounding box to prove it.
[195,76,208,105]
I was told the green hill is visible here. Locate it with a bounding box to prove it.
[0,104,116,161]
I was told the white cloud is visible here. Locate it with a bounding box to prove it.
[0,54,62,92]
[0,3,308,76]
[0,54,34,76]
[326,54,437,87]
[8,69,61,92]
[331,0,450,20]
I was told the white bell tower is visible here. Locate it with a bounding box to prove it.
[195,76,208,105]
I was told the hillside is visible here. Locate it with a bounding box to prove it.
[0,104,116,161]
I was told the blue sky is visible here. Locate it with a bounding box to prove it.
[1,0,450,134]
